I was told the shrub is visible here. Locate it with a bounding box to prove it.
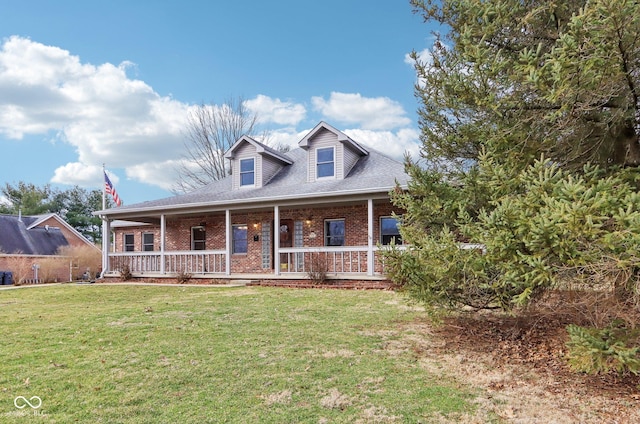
[306,252,328,284]
[119,264,132,281]
[5,254,32,285]
[176,271,192,284]
[566,323,640,375]
[57,245,101,280]
[387,156,640,311]
[38,256,65,283]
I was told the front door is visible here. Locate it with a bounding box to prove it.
[279,219,293,271]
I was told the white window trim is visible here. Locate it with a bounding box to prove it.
[123,233,135,252]
[324,218,345,246]
[232,224,248,255]
[239,157,256,188]
[191,226,206,250]
[380,216,403,245]
[316,146,336,180]
[142,232,155,252]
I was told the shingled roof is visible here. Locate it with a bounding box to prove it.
[0,214,70,255]
[98,145,409,216]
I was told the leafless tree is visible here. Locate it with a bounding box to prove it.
[173,97,263,193]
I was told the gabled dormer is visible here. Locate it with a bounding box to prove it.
[225,136,293,190]
[298,121,369,183]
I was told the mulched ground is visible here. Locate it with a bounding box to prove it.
[434,309,640,401]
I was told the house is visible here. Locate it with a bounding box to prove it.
[96,122,409,284]
[0,213,101,283]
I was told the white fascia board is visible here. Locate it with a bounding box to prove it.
[95,185,406,219]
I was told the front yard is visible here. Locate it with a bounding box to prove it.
[0,284,637,422]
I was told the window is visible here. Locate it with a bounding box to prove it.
[124,234,134,252]
[142,233,154,251]
[240,158,255,186]
[232,224,248,254]
[324,219,345,246]
[316,147,335,178]
[191,226,206,250]
[380,216,402,245]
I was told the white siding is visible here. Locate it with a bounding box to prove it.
[256,155,263,187]
[262,156,282,185]
[307,128,338,182]
[232,143,257,189]
[336,144,344,179]
[343,145,360,176]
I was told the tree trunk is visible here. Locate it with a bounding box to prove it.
[613,123,640,167]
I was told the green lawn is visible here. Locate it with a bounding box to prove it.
[0,284,476,423]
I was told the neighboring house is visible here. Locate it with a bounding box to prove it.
[96,122,409,283]
[0,213,100,283]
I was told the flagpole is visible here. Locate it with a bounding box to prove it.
[102,163,106,211]
[100,164,107,278]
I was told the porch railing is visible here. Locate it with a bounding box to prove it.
[108,246,407,277]
[278,246,369,274]
[278,246,407,275]
[109,250,227,275]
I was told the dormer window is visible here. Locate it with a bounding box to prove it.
[316,147,335,178]
[240,158,255,186]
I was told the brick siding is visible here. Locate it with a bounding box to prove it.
[111,200,403,276]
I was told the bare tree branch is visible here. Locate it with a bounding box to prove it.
[173,97,260,193]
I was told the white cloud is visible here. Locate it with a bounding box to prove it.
[311,92,411,131]
[405,47,435,67]
[126,160,182,191]
[0,36,188,188]
[0,37,421,196]
[344,128,421,161]
[264,127,311,151]
[51,163,109,187]
[244,95,306,125]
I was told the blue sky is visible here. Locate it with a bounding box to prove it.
[0,0,433,205]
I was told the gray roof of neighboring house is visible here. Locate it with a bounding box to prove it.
[100,146,409,216]
[0,214,70,255]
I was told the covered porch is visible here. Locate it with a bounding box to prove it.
[101,195,404,281]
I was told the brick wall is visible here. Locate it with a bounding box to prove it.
[37,216,92,249]
[0,255,72,283]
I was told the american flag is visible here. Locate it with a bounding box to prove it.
[104,172,122,207]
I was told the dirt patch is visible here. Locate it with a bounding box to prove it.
[401,311,640,423]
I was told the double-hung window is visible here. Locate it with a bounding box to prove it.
[240,158,255,187]
[316,147,335,178]
[124,234,134,251]
[142,233,154,251]
[380,216,402,245]
[324,219,345,246]
[191,226,206,250]
[232,224,248,254]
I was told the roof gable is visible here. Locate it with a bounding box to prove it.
[224,135,293,165]
[29,213,99,250]
[298,121,369,156]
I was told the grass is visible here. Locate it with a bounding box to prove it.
[0,284,476,423]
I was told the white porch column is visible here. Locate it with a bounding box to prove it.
[160,214,166,274]
[367,198,374,276]
[100,217,111,278]
[225,209,231,276]
[274,205,280,275]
